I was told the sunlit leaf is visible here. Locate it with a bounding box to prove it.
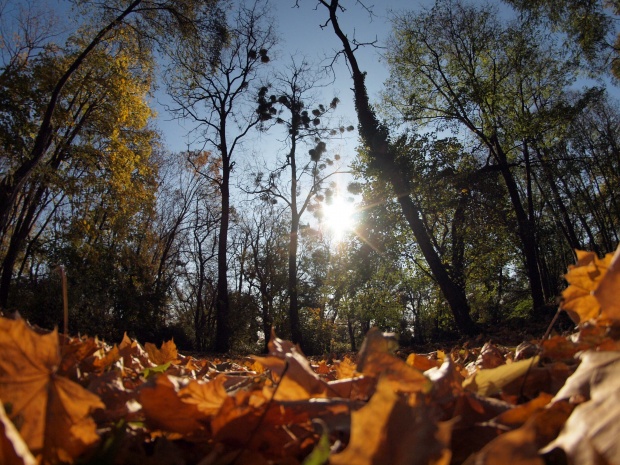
[561,250,613,324]
[330,377,452,465]
[463,356,539,397]
[0,317,104,463]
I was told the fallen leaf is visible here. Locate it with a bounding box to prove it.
[356,328,430,394]
[476,343,506,369]
[475,401,573,465]
[406,353,441,371]
[0,317,104,463]
[561,250,613,324]
[330,377,452,465]
[178,375,229,417]
[144,340,179,366]
[138,374,208,435]
[253,330,329,401]
[594,244,620,323]
[0,401,36,465]
[542,351,620,464]
[463,356,539,397]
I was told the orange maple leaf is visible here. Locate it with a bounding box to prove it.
[0,317,104,463]
[139,374,215,435]
[561,250,613,324]
[144,339,179,366]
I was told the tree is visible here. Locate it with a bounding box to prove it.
[0,0,227,235]
[314,0,478,335]
[504,0,620,77]
[167,0,275,352]
[0,32,158,308]
[384,0,593,311]
[250,57,348,348]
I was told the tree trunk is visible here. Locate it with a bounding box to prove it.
[322,0,478,335]
[214,157,231,353]
[492,138,546,310]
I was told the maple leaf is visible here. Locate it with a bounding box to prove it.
[476,400,573,465]
[118,332,152,372]
[144,339,179,366]
[138,374,209,435]
[178,375,229,417]
[561,250,613,324]
[330,377,452,465]
[0,317,104,463]
[463,356,539,397]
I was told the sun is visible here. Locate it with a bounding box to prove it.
[322,196,356,241]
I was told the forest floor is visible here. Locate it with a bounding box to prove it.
[1,250,619,465]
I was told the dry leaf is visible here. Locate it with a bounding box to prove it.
[463,356,539,397]
[253,330,329,401]
[561,250,613,324]
[178,376,229,416]
[330,377,452,465]
[138,374,208,435]
[357,328,430,393]
[0,317,104,463]
[594,244,620,322]
[476,401,573,465]
[0,401,36,465]
[144,340,179,366]
[543,351,620,465]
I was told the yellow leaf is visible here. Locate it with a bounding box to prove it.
[0,317,104,463]
[463,356,539,397]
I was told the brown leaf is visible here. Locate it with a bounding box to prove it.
[0,317,104,463]
[118,332,152,371]
[476,342,506,369]
[0,401,36,465]
[330,377,452,465]
[543,351,620,464]
[594,244,620,323]
[476,401,573,465]
[178,376,229,417]
[406,352,441,371]
[138,374,208,435]
[356,328,430,394]
[561,250,613,324]
[144,339,179,366]
[487,393,554,430]
[253,331,330,401]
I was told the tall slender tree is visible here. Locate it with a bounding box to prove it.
[167,0,275,352]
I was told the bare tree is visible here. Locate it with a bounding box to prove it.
[167,0,276,352]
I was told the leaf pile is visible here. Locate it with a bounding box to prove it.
[2,248,620,464]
